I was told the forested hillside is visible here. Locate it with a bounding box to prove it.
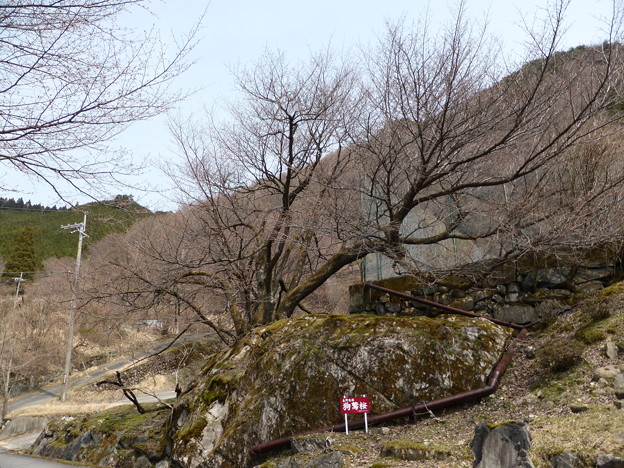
[0,196,154,270]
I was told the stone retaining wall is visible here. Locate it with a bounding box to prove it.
[349,259,621,324]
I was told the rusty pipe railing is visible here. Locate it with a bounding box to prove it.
[248,283,528,458]
[364,282,525,330]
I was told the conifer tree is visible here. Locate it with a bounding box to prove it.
[2,226,38,279]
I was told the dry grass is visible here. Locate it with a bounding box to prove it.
[6,287,624,467]
[11,390,132,418]
[10,373,175,418]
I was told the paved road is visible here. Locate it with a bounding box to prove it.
[1,332,210,467]
[8,332,209,413]
[0,452,90,467]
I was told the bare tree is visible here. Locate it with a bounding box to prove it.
[163,50,360,334]
[0,1,197,199]
[354,4,624,276]
[0,297,66,418]
[91,1,624,338]
[79,215,238,343]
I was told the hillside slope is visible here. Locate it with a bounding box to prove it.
[0,197,154,268]
[255,285,624,467]
[20,284,624,467]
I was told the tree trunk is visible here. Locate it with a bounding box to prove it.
[276,246,366,319]
[2,359,12,420]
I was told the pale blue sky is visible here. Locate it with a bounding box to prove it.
[8,0,616,211]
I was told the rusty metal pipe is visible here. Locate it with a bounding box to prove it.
[248,327,527,457]
[364,282,525,330]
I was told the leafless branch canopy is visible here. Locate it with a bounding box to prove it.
[0,0,197,199]
[85,1,624,337]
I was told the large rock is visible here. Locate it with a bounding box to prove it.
[573,267,613,285]
[522,268,570,290]
[0,416,48,437]
[30,407,173,467]
[596,454,624,468]
[494,303,536,324]
[170,315,514,468]
[33,429,101,462]
[471,421,534,468]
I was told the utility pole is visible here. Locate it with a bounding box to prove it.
[60,213,88,402]
[12,272,23,309]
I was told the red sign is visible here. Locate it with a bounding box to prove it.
[340,396,370,414]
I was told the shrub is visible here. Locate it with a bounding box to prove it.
[575,327,606,345]
[537,338,585,373]
[586,299,611,322]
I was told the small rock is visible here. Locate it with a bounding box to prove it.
[551,452,582,468]
[606,340,619,360]
[520,394,538,405]
[570,404,589,414]
[474,289,494,302]
[525,346,537,360]
[615,373,624,389]
[134,457,152,468]
[495,303,536,324]
[614,401,623,409]
[576,281,604,293]
[492,294,504,303]
[303,451,345,468]
[506,292,520,302]
[507,283,520,294]
[594,366,622,381]
[596,453,624,468]
[450,289,466,299]
[450,296,475,311]
[471,422,534,468]
[291,435,331,454]
[381,427,390,435]
[615,390,624,400]
[541,400,555,411]
[373,303,386,315]
[596,378,610,388]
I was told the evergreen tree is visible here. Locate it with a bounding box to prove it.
[2,226,38,279]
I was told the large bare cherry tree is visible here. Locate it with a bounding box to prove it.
[90,1,624,339]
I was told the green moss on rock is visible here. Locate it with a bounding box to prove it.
[32,405,171,466]
[170,314,513,468]
[380,439,453,461]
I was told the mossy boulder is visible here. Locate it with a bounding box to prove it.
[31,405,171,466]
[170,314,513,467]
